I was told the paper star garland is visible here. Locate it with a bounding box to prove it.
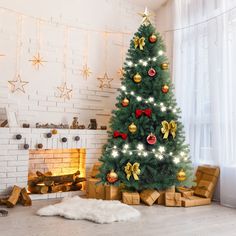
[29,52,47,69]
[57,82,73,100]
[138,7,152,26]
[8,74,29,93]
[80,64,92,79]
[97,72,113,89]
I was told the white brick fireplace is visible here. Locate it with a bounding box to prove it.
[0,127,107,197]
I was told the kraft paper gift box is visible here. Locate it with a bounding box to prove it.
[157,185,175,205]
[86,178,105,200]
[122,192,140,205]
[140,189,160,206]
[165,192,181,207]
[105,185,121,200]
[90,162,102,178]
[176,186,194,198]
[194,180,214,198]
[181,195,211,207]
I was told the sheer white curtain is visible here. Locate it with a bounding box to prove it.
[172,0,236,207]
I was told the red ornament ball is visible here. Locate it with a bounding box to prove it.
[106,170,118,184]
[149,34,157,43]
[146,133,157,145]
[148,68,156,77]
[121,97,129,107]
[162,85,169,93]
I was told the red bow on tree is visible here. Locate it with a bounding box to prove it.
[135,108,152,118]
[113,131,128,140]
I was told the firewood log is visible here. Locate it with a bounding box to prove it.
[6,185,22,208]
[36,171,52,177]
[28,185,49,194]
[19,188,32,206]
[70,183,82,191]
[49,183,71,193]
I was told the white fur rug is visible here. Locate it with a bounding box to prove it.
[37,196,140,224]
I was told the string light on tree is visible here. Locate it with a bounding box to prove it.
[173,157,180,164]
[112,150,119,158]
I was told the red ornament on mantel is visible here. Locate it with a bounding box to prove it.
[162,85,169,94]
[146,133,157,145]
[148,68,156,77]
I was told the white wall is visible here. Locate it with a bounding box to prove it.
[0,0,156,128]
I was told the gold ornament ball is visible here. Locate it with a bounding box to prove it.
[177,169,186,182]
[133,73,142,83]
[149,34,157,43]
[128,122,137,133]
[122,97,129,107]
[161,63,169,70]
[106,170,118,183]
[51,129,58,135]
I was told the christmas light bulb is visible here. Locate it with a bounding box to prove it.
[124,144,129,149]
[135,64,138,67]
[148,58,151,61]
[161,106,167,112]
[143,152,148,157]
[159,155,163,160]
[130,91,135,95]
[112,150,119,158]
[121,86,126,91]
[129,151,133,155]
[152,149,155,152]
[173,157,180,164]
[138,152,141,156]
[169,152,173,156]
[143,61,148,66]
[158,50,164,55]
[173,108,177,113]
[158,146,165,153]
[113,146,117,149]
[123,150,127,153]
[148,97,154,102]
[160,102,164,106]
[139,59,143,63]
[127,61,133,66]
[180,152,185,157]
[154,103,157,106]
[137,96,142,101]
[137,144,144,151]
[155,153,159,158]
[153,57,157,61]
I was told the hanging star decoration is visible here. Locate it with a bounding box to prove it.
[97,72,113,89]
[138,7,152,26]
[117,68,125,79]
[8,74,29,93]
[80,64,92,79]
[29,52,47,69]
[57,82,73,100]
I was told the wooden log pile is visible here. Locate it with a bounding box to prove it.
[27,170,85,194]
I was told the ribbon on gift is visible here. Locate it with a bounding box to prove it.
[113,131,127,140]
[135,109,152,118]
[133,36,145,50]
[161,120,177,139]
[124,162,140,180]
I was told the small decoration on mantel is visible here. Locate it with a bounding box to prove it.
[28,52,47,70]
[22,123,30,128]
[0,120,8,127]
[62,137,67,143]
[46,133,52,138]
[70,117,79,129]
[100,126,107,130]
[78,125,85,129]
[80,64,92,80]
[37,143,43,149]
[23,144,29,150]
[16,134,22,140]
[8,74,29,93]
[57,82,73,100]
[88,119,97,130]
[74,136,80,141]
[51,129,58,135]
[97,72,113,89]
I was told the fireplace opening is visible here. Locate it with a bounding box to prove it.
[28,149,86,194]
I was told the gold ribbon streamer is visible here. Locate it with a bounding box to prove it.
[133,36,145,50]
[124,162,141,180]
[161,120,177,139]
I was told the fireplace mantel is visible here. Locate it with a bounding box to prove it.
[0,128,108,196]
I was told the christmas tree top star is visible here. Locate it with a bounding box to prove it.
[139,7,152,26]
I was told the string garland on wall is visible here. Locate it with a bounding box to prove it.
[8,15,29,93]
[28,19,47,70]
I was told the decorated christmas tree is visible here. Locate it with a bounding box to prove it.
[99,9,194,191]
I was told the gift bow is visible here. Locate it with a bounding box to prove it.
[133,36,145,50]
[113,131,127,140]
[161,120,177,139]
[124,162,140,180]
[135,109,152,118]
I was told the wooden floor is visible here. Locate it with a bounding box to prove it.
[1,199,236,236]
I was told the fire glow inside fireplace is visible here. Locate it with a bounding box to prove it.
[27,149,86,194]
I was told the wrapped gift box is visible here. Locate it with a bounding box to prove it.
[140,189,160,206]
[176,186,194,198]
[165,192,181,207]
[105,185,121,200]
[157,186,175,205]
[194,180,214,198]
[122,192,140,205]
[86,178,105,200]
[182,196,211,207]
[90,162,102,178]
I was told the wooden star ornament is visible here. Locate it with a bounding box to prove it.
[117,68,125,78]
[29,52,47,69]
[8,74,29,93]
[57,82,73,100]
[139,7,152,26]
[80,64,92,79]
[97,73,113,89]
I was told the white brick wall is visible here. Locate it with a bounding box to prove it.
[0,128,107,196]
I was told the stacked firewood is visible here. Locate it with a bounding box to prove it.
[28,170,86,194]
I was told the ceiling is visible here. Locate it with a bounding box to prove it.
[128,0,168,10]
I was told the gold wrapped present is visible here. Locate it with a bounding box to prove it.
[86,178,105,200]
[182,196,211,207]
[176,186,194,198]
[140,189,160,206]
[122,192,140,205]
[165,192,181,207]
[90,162,102,178]
[194,180,214,198]
[157,185,175,205]
[105,185,121,200]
